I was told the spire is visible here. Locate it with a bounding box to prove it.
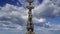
[26,0,35,34]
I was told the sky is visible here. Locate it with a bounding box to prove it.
[0,0,60,34]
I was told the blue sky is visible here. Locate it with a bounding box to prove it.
[0,0,60,34]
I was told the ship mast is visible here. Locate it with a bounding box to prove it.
[26,0,35,34]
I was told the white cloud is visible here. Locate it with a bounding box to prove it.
[0,0,60,34]
[0,3,27,31]
[33,0,60,18]
[38,18,46,22]
[35,22,60,31]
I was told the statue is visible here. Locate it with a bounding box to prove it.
[26,0,35,34]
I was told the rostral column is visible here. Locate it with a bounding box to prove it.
[26,0,35,34]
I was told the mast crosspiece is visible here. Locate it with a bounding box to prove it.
[26,0,35,34]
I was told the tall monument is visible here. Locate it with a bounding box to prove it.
[26,0,35,34]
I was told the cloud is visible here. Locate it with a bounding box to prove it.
[35,22,60,31]
[38,18,46,22]
[0,0,60,30]
[0,0,60,34]
[18,0,40,7]
[34,23,60,34]
[35,30,60,34]
[0,3,27,30]
[35,22,60,34]
[32,0,60,30]
[33,0,60,18]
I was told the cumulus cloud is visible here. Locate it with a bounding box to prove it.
[35,22,60,31]
[0,3,27,30]
[33,0,60,18]
[32,0,60,30]
[34,22,60,34]
[0,0,60,34]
